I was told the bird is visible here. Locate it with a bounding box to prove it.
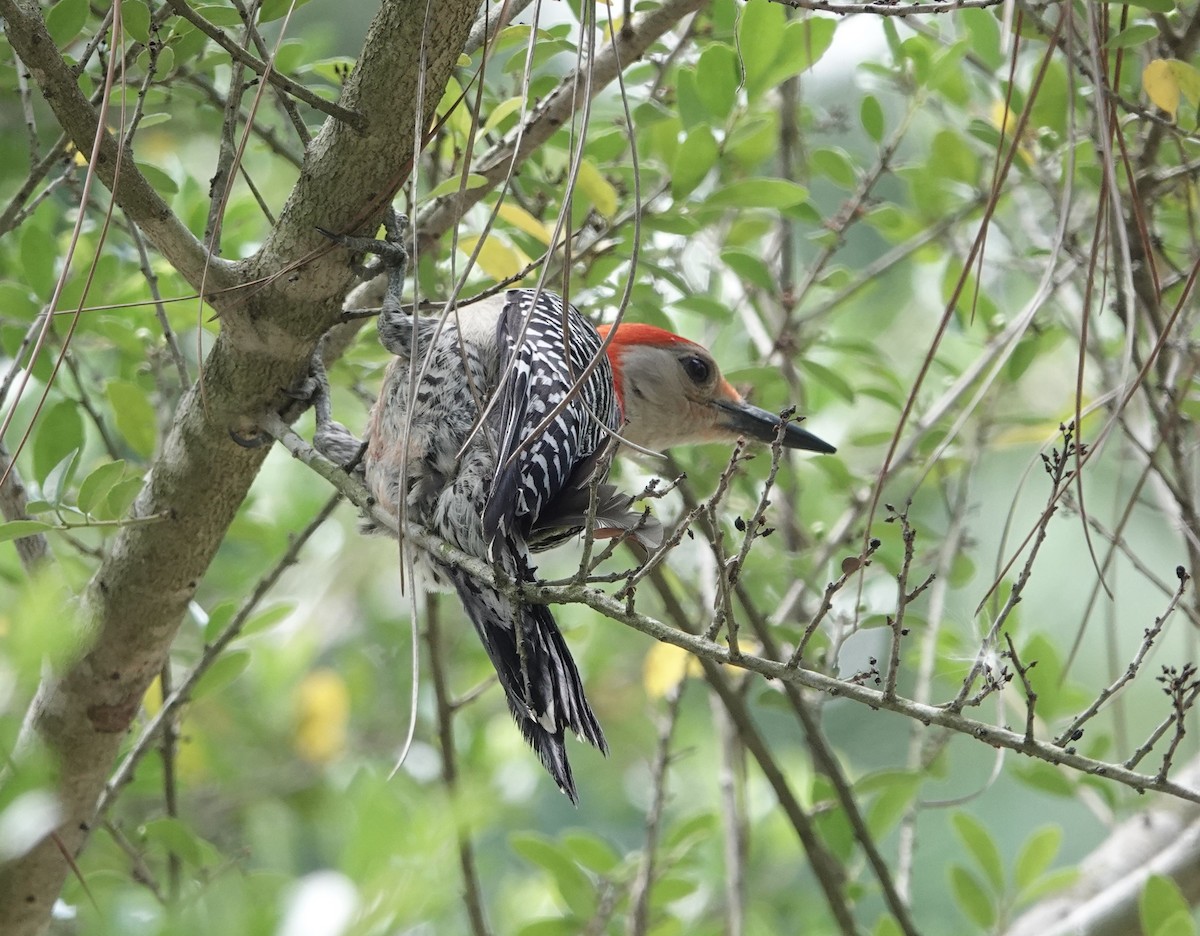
[309,227,835,801]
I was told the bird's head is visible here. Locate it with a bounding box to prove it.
[597,323,835,455]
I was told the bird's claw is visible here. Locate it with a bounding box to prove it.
[285,373,321,405]
[318,209,409,317]
[316,211,409,271]
[229,426,272,448]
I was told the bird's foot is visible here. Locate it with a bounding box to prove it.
[317,208,409,313]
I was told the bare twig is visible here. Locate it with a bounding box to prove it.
[160,0,363,129]
[626,682,685,936]
[426,594,492,936]
[261,373,1200,807]
[1056,567,1189,749]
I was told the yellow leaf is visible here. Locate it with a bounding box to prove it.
[988,100,1034,165]
[496,202,553,245]
[576,159,618,219]
[1144,59,1181,118]
[143,675,163,716]
[459,233,529,281]
[294,668,350,765]
[643,642,701,699]
[176,734,207,779]
[989,100,1017,137]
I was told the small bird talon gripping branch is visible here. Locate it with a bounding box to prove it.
[228,426,273,448]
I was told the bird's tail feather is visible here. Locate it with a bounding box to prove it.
[447,565,606,803]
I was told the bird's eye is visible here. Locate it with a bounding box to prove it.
[681,355,711,385]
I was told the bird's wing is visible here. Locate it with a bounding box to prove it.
[482,289,617,559]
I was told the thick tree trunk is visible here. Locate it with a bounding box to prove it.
[0,2,481,932]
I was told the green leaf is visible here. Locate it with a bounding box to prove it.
[192,650,252,698]
[1106,24,1159,49]
[427,173,489,199]
[561,831,620,875]
[202,603,236,644]
[707,178,808,209]
[259,0,315,22]
[516,921,580,936]
[737,0,785,95]
[195,4,245,27]
[810,147,856,188]
[166,18,207,64]
[136,162,178,196]
[122,0,152,43]
[931,129,978,185]
[0,520,55,543]
[33,400,84,486]
[949,865,996,928]
[1013,761,1075,797]
[106,381,158,459]
[97,477,143,521]
[1019,867,1079,903]
[756,17,837,92]
[673,295,732,320]
[695,44,739,120]
[140,817,206,866]
[1155,913,1197,936]
[873,915,903,936]
[867,778,919,838]
[951,812,1004,890]
[671,126,719,200]
[77,460,127,516]
[649,875,698,903]
[20,224,57,298]
[240,604,294,639]
[135,113,173,129]
[674,66,709,130]
[46,0,89,45]
[482,97,525,135]
[1141,875,1193,936]
[42,449,80,506]
[721,249,775,291]
[510,833,596,918]
[1015,825,1062,892]
[861,94,884,142]
[800,358,855,404]
[1100,0,1174,11]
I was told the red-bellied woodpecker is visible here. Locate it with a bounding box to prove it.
[310,228,834,801]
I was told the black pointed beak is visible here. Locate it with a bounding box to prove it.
[712,399,836,454]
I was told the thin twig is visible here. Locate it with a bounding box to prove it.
[626,683,685,936]
[426,594,492,936]
[265,415,1200,807]
[1056,567,1189,748]
[160,0,363,129]
[97,493,343,818]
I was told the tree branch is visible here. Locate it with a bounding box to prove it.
[260,415,1200,811]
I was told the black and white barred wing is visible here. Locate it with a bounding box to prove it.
[482,289,618,558]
